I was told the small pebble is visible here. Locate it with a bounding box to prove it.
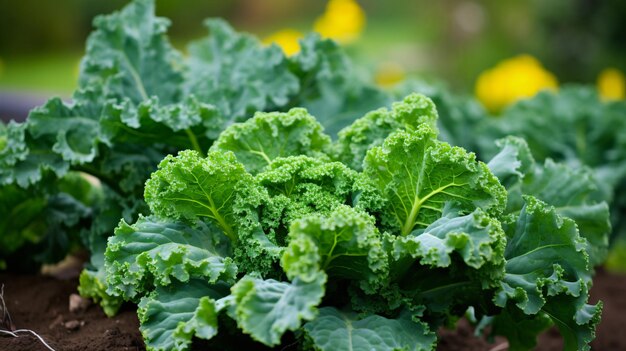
[69,293,91,313]
[64,320,84,331]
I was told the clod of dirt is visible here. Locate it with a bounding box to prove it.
[64,320,84,331]
[69,293,91,314]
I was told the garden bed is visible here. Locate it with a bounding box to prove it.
[1,269,624,351]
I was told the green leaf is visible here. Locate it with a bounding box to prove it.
[488,137,611,265]
[486,136,535,188]
[27,96,106,164]
[211,108,331,174]
[289,34,391,136]
[391,205,505,273]
[78,267,124,317]
[231,156,362,278]
[0,175,93,268]
[144,150,256,243]
[282,205,388,290]
[496,196,591,313]
[384,206,505,315]
[494,196,600,351]
[491,306,553,351]
[105,216,237,300]
[480,86,624,168]
[0,121,68,187]
[0,184,47,257]
[138,279,229,351]
[333,93,439,171]
[252,156,358,233]
[101,96,223,148]
[80,0,183,105]
[541,295,602,351]
[303,307,436,351]
[230,273,326,346]
[393,81,488,153]
[363,126,506,236]
[186,19,298,121]
[520,161,610,265]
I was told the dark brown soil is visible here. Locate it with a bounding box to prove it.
[0,274,143,351]
[0,269,624,351]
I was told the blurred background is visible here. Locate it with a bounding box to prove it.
[0,0,625,114]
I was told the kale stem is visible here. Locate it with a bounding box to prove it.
[185,128,204,157]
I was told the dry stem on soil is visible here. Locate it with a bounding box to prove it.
[0,284,56,351]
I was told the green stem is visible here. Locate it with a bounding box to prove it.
[185,128,204,156]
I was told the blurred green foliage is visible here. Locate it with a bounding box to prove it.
[0,0,624,94]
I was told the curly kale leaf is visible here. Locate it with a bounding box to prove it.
[384,205,505,316]
[479,85,626,244]
[211,108,331,174]
[228,273,326,346]
[282,205,388,291]
[0,121,68,187]
[138,279,230,351]
[494,196,601,351]
[333,93,438,171]
[362,126,506,236]
[80,0,183,105]
[105,216,237,301]
[488,136,611,265]
[231,156,360,276]
[289,34,392,136]
[144,150,261,243]
[0,174,95,270]
[480,86,624,167]
[255,156,357,223]
[390,205,505,274]
[186,19,299,122]
[393,80,488,153]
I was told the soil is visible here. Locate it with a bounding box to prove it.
[0,269,624,351]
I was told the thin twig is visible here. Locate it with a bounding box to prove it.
[0,329,56,351]
[0,284,56,351]
[0,284,14,331]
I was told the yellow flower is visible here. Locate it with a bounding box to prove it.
[314,0,365,44]
[475,55,558,113]
[375,62,406,87]
[263,29,303,56]
[597,68,625,101]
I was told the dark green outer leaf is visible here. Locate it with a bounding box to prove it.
[105,215,237,301]
[138,279,229,351]
[186,19,299,122]
[80,0,183,105]
[289,34,392,136]
[304,307,436,351]
[229,273,326,346]
[495,196,601,351]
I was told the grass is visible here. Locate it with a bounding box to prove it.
[0,53,80,95]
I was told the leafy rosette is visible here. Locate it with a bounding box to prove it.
[0,0,394,311]
[102,92,601,350]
